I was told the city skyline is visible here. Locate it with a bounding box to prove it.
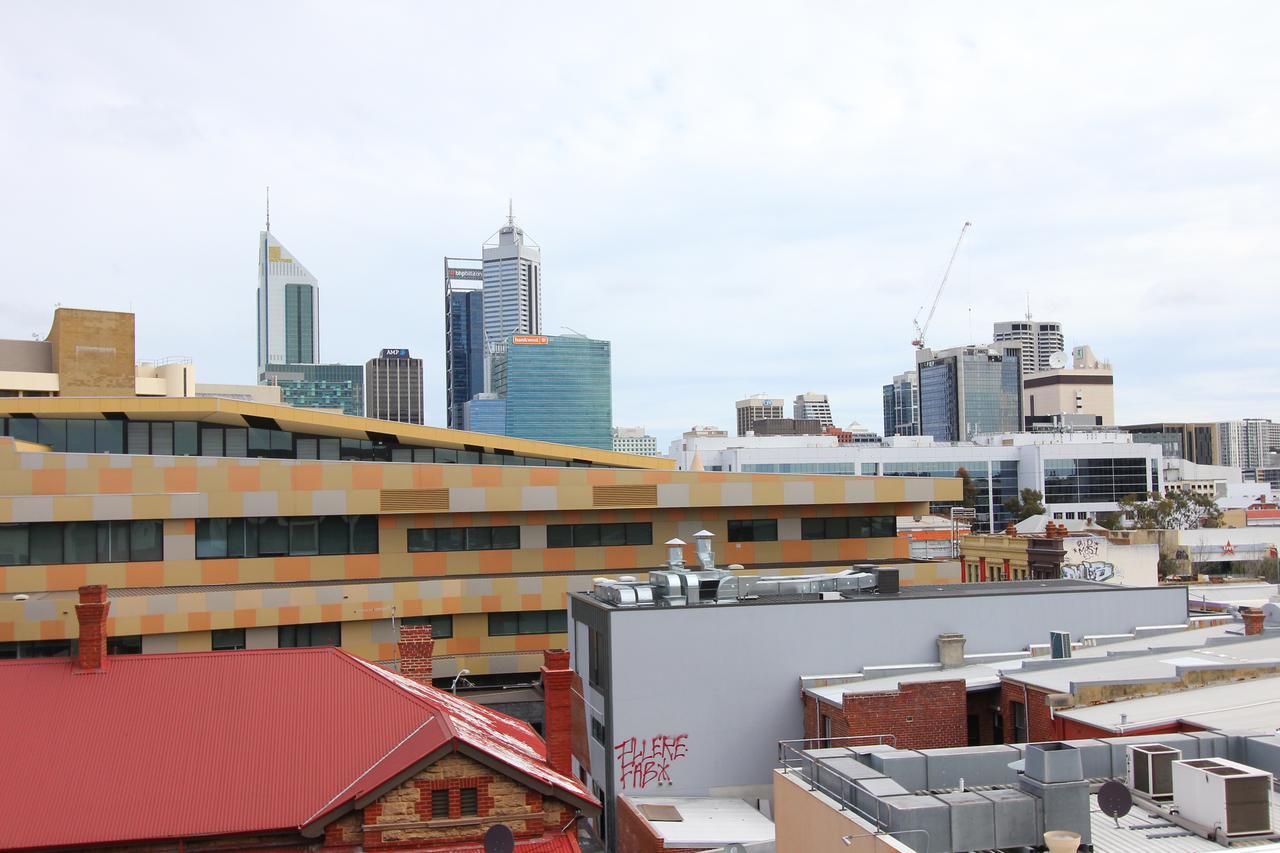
[2,3,1278,448]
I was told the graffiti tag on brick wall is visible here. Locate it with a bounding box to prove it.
[1073,537,1102,561]
[615,734,688,789]
[1062,561,1115,582]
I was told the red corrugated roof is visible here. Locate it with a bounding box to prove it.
[0,648,596,851]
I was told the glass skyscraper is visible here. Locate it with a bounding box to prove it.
[882,370,919,437]
[260,363,364,417]
[917,345,1023,441]
[444,264,485,430]
[490,334,611,450]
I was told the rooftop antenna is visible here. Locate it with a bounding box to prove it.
[507,198,514,226]
[1025,291,1032,322]
[265,186,270,232]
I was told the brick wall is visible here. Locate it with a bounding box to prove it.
[1000,680,1058,744]
[801,680,968,750]
[361,752,573,850]
[614,795,710,853]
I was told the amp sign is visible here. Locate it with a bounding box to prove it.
[380,348,410,358]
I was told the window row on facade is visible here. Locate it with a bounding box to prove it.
[800,515,897,540]
[0,417,603,468]
[0,520,163,566]
[195,516,378,559]
[546,523,653,549]
[408,526,520,553]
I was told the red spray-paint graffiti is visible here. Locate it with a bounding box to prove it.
[614,734,689,790]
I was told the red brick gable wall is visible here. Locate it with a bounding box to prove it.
[356,752,575,850]
[802,680,968,750]
[1000,681,1058,744]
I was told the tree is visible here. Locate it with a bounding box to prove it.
[956,467,979,509]
[1003,488,1046,522]
[1118,490,1224,530]
[1095,511,1124,530]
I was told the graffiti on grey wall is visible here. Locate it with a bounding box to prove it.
[1062,560,1116,582]
[615,734,688,790]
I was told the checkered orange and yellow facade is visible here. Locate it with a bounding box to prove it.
[0,423,960,676]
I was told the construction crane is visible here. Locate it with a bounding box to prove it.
[911,221,972,349]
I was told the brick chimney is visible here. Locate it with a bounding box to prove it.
[398,625,434,684]
[1005,523,1018,537]
[541,649,574,778]
[1242,607,1266,637]
[75,584,110,672]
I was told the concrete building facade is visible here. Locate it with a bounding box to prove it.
[793,392,834,428]
[993,318,1064,376]
[482,212,541,344]
[365,348,424,425]
[611,427,658,457]
[735,395,785,437]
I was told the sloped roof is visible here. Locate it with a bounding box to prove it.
[0,647,596,851]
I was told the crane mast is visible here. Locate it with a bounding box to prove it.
[912,221,971,349]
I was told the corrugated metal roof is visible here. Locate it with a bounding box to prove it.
[0,647,595,850]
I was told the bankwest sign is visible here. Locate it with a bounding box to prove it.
[512,335,549,345]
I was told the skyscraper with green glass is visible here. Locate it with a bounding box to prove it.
[490,334,612,450]
[257,230,320,373]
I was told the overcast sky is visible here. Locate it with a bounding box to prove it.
[1,2,1277,447]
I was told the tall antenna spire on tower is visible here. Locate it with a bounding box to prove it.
[266,186,271,232]
[1025,291,1032,322]
[507,198,514,226]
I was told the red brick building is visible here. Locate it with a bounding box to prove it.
[0,586,598,852]
[802,679,969,750]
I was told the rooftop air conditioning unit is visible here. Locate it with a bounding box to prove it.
[1173,758,1273,838]
[1127,744,1181,801]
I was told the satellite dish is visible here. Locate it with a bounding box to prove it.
[483,824,515,853]
[1048,351,1068,369]
[1098,780,1133,827]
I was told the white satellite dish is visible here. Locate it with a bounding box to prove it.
[1048,351,1068,369]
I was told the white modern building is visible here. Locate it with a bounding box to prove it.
[482,207,542,345]
[611,427,659,457]
[792,392,833,428]
[1218,419,1280,469]
[734,394,785,436]
[993,317,1065,375]
[668,430,1164,532]
[257,230,320,373]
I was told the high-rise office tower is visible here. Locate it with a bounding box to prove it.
[257,230,320,373]
[882,371,920,437]
[793,392,834,428]
[490,334,611,450]
[365,349,424,425]
[482,206,542,344]
[916,344,1023,441]
[735,395,785,436]
[993,317,1064,376]
[444,260,485,429]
